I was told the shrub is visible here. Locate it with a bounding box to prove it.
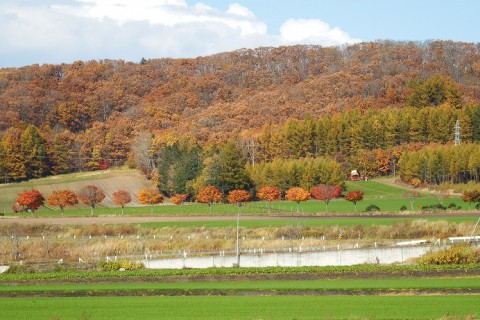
[365,204,380,212]
[99,260,145,271]
[400,205,407,211]
[447,203,461,210]
[409,178,422,188]
[422,204,447,211]
[418,244,480,265]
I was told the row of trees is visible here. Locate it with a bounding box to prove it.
[156,141,347,199]
[252,103,479,168]
[14,183,349,214]
[14,186,160,215]
[398,143,480,184]
[0,121,133,182]
[17,182,480,214]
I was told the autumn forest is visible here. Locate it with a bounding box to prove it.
[2,40,480,197]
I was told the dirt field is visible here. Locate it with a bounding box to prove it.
[1,212,479,226]
[0,169,152,212]
[0,215,290,225]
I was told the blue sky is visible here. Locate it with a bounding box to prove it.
[1,0,479,67]
[196,0,478,41]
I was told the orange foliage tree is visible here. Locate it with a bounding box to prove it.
[170,194,188,213]
[138,188,164,214]
[112,190,132,215]
[78,185,105,216]
[47,190,78,215]
[196,185,222,214]
[256,186,281,212]
[461,190,480,210]
[285,187,311,212]
[15,190,45,213]
[311,184,341,212]
[227,190,251,207]
[345,190,364,212]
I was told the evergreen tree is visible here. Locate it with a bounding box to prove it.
[2,127,26,181]
[157,142,202,196]
[20,125,47,179]
[209,142,252,194]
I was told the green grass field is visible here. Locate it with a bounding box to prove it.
[1,172,470,216]
[138,215,479,228]
[2,277,479,293]
[4,195,468,217]
[345,179,414,198]
[1,295,478,319]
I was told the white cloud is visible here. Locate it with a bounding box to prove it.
[54,0,266,35]
[0,1,359,67]
[280,18,361,46]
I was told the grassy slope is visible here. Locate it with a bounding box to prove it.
[0,168,153,213]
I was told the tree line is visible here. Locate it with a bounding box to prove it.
[399,143,480,184]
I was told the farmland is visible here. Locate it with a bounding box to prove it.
[1,295,478,320]
[0,170,471,217]
[1,265,479,319]
[1,175,480,319]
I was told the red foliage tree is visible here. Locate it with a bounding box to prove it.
[344,190,364,212]
[311,184,341,212]
[285,187,311,212]
[15,189,45,212]
[78,185,105,216]
[47,190,78,215]
[112,190,132,215]
[196,185,222,214]
[227,190,251,206]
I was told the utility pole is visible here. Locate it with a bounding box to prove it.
[235,209,240,267]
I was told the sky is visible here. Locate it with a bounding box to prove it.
[0,0,479,67]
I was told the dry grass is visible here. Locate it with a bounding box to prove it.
[0,220,477,264]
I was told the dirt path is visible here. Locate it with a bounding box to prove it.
[3,288,479,298]
[1,212,479,226]
[0,215,289,225]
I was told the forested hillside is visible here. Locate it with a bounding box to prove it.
[1,40,480,191]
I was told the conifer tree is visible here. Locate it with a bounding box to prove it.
[209,142,252,194]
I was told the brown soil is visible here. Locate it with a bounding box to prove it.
[1,212,479,226]
[2,288,479,298]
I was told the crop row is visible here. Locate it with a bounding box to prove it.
[2,264,479,282]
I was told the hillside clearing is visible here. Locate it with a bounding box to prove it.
[0,168,152,212]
